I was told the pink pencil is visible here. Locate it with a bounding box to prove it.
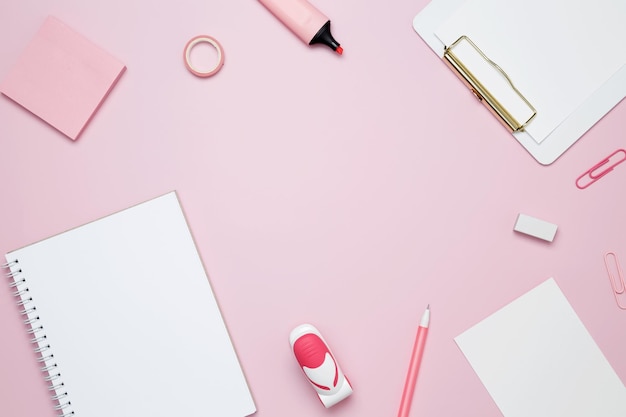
[397,305,430,417]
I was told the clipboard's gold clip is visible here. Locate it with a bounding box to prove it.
[443,36,536,132]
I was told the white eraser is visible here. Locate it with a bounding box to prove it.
[513,213,558,242]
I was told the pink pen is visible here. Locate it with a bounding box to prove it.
[397,305,430,417]
[258,0,343,54]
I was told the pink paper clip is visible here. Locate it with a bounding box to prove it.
[576,149,626,189]
[604,252,626,310]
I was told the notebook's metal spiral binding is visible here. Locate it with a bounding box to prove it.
[42,363,58,372]
[27,325,44,334]
[6,268,22,277]
[17,296,33,306]
[55,402,72,411]
[52,391,68,400]
[3,260,75,417]
[9,278,26,288]
[14,287,30,297]
[20,306,38,315]
[44,372,62,382]
[38,354,55,363]
[25,315,41,325]
[49,382,65,391]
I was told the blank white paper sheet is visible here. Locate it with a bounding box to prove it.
[455,278,626,417]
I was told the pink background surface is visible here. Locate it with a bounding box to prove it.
[1,1,625,417]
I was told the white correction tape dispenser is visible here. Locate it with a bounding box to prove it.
[289,324,353,407]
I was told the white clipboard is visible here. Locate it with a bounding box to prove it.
[413,0,626,165]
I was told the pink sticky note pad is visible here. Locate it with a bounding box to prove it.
[0,16,126,140]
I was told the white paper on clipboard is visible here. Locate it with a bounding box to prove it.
[413,0,626,165]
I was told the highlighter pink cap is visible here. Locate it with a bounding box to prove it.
[259,0,329,44]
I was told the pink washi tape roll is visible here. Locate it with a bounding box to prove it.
[183,35,225,78]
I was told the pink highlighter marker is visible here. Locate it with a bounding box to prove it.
[258,0,343,54]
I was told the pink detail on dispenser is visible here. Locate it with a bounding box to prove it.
[294,333,331,368]
[289,324,353,407]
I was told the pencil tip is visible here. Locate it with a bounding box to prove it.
[426,304,430,310]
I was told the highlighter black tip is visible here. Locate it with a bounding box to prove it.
[310,20,342,55]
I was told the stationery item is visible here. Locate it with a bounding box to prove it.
[604,252,626,310]
[258,0,343,54]
[0,16,126,140]
[513,213,558,242]
[184,35,225,78]
[2,192,256,417]
[413,0,626,165]
[397,305,430,417]
[576,149,626,189]
[455,278,626,417]
[289,324,353,407]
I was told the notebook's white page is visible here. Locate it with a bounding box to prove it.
[5,192,256,417]
[455,278,626,417]
[434,0,626,144]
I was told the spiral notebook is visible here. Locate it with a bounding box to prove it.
[2,192,256,417]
